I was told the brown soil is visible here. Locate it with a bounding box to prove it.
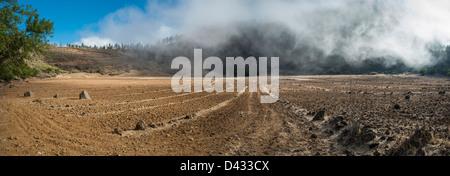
[0,74,449,156]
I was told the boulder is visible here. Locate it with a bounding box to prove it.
[148,123,157,128]
[312,110,325,121]
[135,120,146,130]
[388,127,433,156]
[24,91,34,97]
[113,128,123,135]
[79,90,91,99]
[360,125,376,143]
[327,115,347,130]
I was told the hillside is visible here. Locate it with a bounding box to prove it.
[43,46,169,77]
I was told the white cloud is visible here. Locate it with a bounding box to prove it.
[74,0,450,67]
[75,36,116,47]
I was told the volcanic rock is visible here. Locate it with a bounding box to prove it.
[360,125,376,143]
[135,120,146,130]
[312,110,325,121]
[79,90,91,99]
[113,128,123,135]
[327,115,347,130]
[24,91,34,97]
[388,127,433,156]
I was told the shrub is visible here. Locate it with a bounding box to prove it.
[419,68,427,76]
[428,68,437,75]
[0,0,54,81]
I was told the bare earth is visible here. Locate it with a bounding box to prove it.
[0,73,449,156]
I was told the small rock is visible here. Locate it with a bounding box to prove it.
[113,128,123,135]
[310,134,317,139]
[369,143,379,149]
[360,126,376,143]
[386,136,395,142]
[405,95,410,100]
[438,91,445,95]
[24,91,34,97]
[148,123,157,128]
[394,104,400,110]
[373,150,381,156]
[53,93,59,98]
[312,110,325,121]
[135,120,146,130]
[416,148,426,156]
[328,115,347,130]
[79,90,91,99]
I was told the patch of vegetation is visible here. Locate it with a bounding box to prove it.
[0,0,54,81]
[98,68,106,75]
[27,57,61,78]
[419,68,427,76]
[418,67,450,76]
[0,59,38,80]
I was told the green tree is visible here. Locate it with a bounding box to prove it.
[419,68,427,76]
[428,68,437,75]
[0,0,54,81]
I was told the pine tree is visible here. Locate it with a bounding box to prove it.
[0,0,54,80]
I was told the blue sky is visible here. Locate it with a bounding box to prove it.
[19,0,173,45]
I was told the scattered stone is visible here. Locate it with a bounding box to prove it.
[24,91,34,97]
[372,150,381,156]
[312,110,325,121]
[113,128,123,135]
[53,93,59,98]
[439,91,445,95]
[343,149,354,156]
[339,123,376,145]
[327,115,347,130]
[360,126,376,143]
[369,142,379,149]
[416,148,426,156]
[32,99,42,103]
[148,123,157,128]
[386,136,395,142]
[405,95,410,100]
[310,134,317,139]
[135,120,146,130]
[324,129,334,135]
[394,104,400,110]
[79,90,91,99]
[388,127,433,156]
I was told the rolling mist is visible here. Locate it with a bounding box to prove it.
[77,0,450,75]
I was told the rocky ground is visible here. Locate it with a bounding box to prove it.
[0,74,448,156]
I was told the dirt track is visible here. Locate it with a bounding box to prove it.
[0,74,449,156]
